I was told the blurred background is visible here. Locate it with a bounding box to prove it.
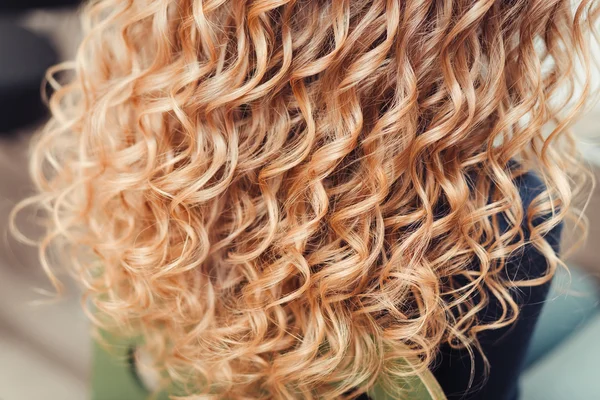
[0,2,600,400]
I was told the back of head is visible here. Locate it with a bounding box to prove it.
[15,0,600,398]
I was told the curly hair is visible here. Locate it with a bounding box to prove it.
[12,0,600,398]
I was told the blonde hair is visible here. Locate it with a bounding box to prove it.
[12,0,600,398]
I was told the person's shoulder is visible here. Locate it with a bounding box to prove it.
[510,166,563,252]
[513,168,548,213]
[500,166,563,282]
[492,163,563,247]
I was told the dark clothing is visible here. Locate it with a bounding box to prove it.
[432,170,562,400]
[356,170,561,400]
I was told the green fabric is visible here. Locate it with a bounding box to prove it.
[91,334,169,400]
[92,333,445,400]
[366,356,446,400]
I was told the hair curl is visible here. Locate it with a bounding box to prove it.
[12,0,600,398]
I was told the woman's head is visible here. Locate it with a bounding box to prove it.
[14,0,599,398]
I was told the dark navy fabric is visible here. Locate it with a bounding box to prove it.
[355,170,561,400]
[432,170,562,400]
